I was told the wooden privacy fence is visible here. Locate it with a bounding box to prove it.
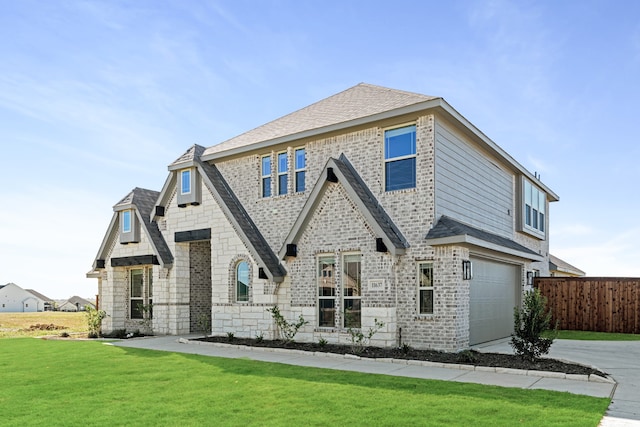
[535,277,640,334]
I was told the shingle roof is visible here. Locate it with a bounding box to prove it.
[426,215,541,259]
[25,289,53,302]
[170,144,206,167]
[108,187,173,268]
[332,154,409,251]
[198,161,286,282]
[203,83,438,157]
[549,254,585,276]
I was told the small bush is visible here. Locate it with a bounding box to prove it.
[267,305,308,345]
[318,338,328,347]
[458,349,478,364]
[511,288,558,362]
[226,332,235,342]
[347,319,384,354]
[85,306,106,337]
[255,332,264,343]
[400,343,412,354]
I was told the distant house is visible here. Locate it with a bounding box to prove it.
[549,254,586,277]
[25,289,54,311]
[0,283,48,312]
[58,296,95,312]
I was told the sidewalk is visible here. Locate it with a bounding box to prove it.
[111,335,615,399]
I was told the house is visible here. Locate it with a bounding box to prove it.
[25,289,55,311]
[58,296,95,312]
[88,83,559,351]
[549,254,585,277]
[0,283,48,312]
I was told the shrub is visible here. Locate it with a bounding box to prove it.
[267,305,308,345]
[510,288,558,362]
[318,337,328,347]
[347,319,384,354]
[85,306,106,338]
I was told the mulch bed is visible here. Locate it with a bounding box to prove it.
[196,336,608,377]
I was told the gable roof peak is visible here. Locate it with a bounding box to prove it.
[114,187,160,210]
[170,144,206,167]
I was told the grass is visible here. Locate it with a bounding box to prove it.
[0,339,609,427]
[553,330,640,341]
[0,312,88,338]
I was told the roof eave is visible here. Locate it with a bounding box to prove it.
[425,234,544,262]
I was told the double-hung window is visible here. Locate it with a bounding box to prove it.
[523,179,546,235]
[418,263,434,314]
[342,254,361,328]
[317,256,336,327]
[294,148,306,192]
[181,169,191,195]
[384,125,416,191]
[261,156,271,198]
[130,268,152,320]
[277,152,288,195]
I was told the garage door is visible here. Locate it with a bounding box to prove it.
[469,257,521,345]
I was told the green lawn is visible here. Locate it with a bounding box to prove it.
[552,330,640,341]
[0,339,609,426]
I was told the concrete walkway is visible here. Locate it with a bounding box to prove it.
[111,336,625,419]
[475,339,640,426]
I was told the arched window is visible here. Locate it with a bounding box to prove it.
[236,261,250,302]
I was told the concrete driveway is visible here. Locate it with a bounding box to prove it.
[475,339,640,426]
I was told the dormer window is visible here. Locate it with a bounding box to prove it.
[181,169,191,195]
[122,210,131,233]
[176,167,201,207]
[119,209,139,244]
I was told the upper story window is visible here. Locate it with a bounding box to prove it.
[122,210,131,233]
[384,125,416,191]
[261,156,271,198]
[522,179,546,236]
[181,169,191,195]
[277,152,288,195]
[295,148,306,193]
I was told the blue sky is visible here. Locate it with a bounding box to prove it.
[1,0,639,298]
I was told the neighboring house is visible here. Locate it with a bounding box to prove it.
[88,83,559,351]
[549,254,586,277]
[58,296,95,312]
[0,283,48,312]
[25,289,55,311]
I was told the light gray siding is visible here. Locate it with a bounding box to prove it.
[434,120,513,237]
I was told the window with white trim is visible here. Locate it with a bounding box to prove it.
[129,267,152,320]
[277,152,288,195]
[317,256,336,327]
[181,169,191,195]
[523,179,546,235]
[122,210,131,233]
[342,254,361,328]
[418,263,434,314]
[384,125,416,191]
[236,261,250,302]
[294,148,306,192]
[261,156,271,198]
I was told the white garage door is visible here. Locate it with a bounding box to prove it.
[469,257,521,345]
